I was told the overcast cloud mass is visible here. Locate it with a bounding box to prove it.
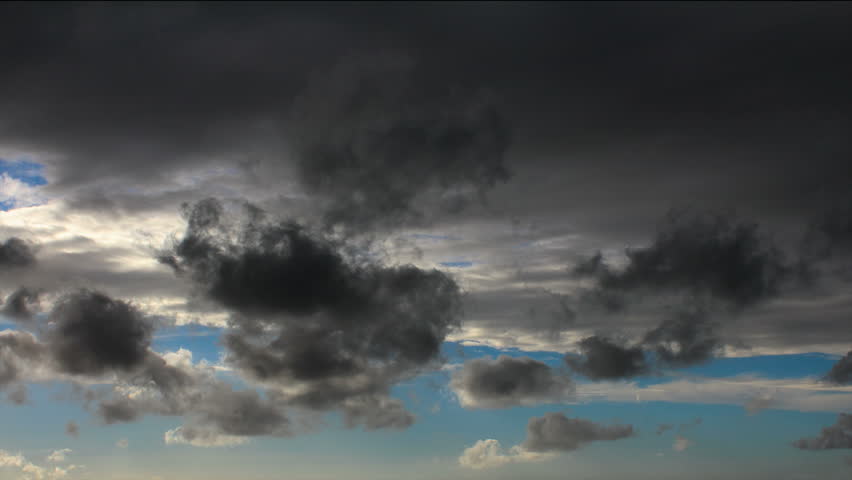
[1,3,852,479]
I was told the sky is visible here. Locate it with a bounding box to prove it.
[1,2,852,479]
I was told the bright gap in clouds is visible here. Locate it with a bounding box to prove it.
[0,158,48,211]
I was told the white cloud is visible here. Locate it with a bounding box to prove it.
[46,449,71,463]
[0,173,48,209]
[0,449,77,480]
[458,439,552,470]
[115,438,129,449]
[673,436,692,452]
[164,426,249,448]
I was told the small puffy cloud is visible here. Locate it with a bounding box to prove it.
[0,449,72,479]
[115,438,129,449]
[673,436,692,452]
[460,413,634,470]
[46,449,71,463]
[450,356,573,409]
[48,289,154,376]
[164,426,249,448]
[522,412,635,453]
[458,439,550,470]
[565,336,648,380]
[65,421,79,438]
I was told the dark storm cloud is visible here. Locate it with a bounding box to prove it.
[291,53,511,232]
[1,287,41,321]
[522,412,634,453]
[160,199,462,426]
[0,3,849,222]
[801,207,852,261]
[566,308,720,380]
[564,336,648,381]
[642,308,721,368]
[47,290,153,375]
[0,238,36,269]
[579,211,792,310]
[793,413,852,450]
[825,351,852,385]
[450,356,573,409]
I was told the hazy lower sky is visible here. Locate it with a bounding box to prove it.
[2,2,852,479]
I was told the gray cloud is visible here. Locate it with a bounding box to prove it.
[64,421,79,438]
[47,290,154,376]
[825,351,852,385]
[291,54,511,232]
[566,307,721,380]
[565,336,648,381]
[1,287,41,322]
[0,238,36,269]
[0,330,47,390]
[450,356,573,409]
[579,211,792,310]
[522,412,634,453]
[159,199,462,427]
[642,308,721,368]
[793,413,852,450]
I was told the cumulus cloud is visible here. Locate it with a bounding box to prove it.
[1,287,41,321]
[522,412,634,453]
[46,449,71,463]
[566,307,721,380]
[579,211,791,309]
[673,436,692,452]
[642,308,721,368]
[290,54,511,232]
[793,413,852,450]
[0,237,36,269]
[0,449,73,480]
[47,290,154,376]
[164,426,249,448]
[565,336,648,380]
[825,351,852,385]
[115,438,128,449]
[450,356,574,409]
[0,330,47,391]
[460,412,634,470]
[458,439,550,470]
[159,199,462,428]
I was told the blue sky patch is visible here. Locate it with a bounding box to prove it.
[438,261,473,268]
[0,158,47,186]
